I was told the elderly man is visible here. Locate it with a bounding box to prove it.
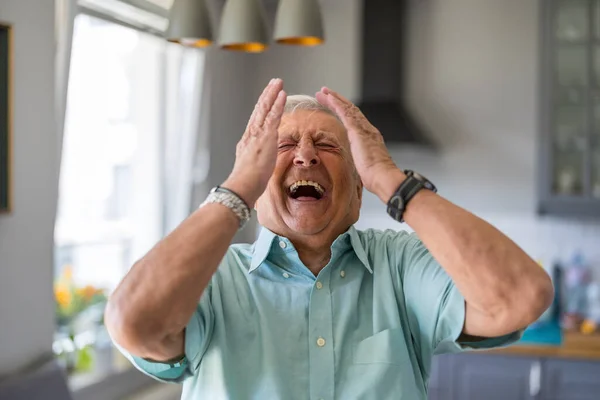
[106,79,553,399]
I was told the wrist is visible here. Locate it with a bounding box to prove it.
[374,168,407,204]
[221,177,261,207]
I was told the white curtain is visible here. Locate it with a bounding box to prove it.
[55,0,77,185]
[163,44,208,233]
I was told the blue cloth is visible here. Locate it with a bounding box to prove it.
[116,226,521,399]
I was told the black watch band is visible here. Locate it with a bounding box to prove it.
[386,170,436,223]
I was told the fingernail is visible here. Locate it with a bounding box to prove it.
[269,78,275,84]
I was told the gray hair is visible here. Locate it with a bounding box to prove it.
[284,94,338,120]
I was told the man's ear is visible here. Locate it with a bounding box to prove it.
[356,179,363,208]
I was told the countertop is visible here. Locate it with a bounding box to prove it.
[484,331,600,360]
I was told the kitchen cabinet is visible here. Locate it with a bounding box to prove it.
[428,353,600,400]
[538,0,600,216]
[543,358,600,400]
[427,354,451,400]
[449,354,537,400]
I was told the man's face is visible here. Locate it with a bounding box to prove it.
[255,109,362,238]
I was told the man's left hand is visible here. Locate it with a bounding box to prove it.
[315,87,404,202]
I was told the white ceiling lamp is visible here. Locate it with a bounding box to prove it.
[273,0,324,46]
[218,0,270,53]
[166,0,213,48]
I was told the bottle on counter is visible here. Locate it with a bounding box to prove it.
[562,251,592,331]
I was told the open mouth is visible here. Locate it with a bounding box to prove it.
[288,180,325,200]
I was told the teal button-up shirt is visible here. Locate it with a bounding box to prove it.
[117,226,520,399]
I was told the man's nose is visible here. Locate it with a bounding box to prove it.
[293,143,320,167]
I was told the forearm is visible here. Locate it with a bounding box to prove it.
[106,78,285,359]
[376,170,553,334]
[105,202,239,358]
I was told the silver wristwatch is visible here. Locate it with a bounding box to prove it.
[200,186,251,228]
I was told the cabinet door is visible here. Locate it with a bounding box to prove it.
[428,354,452,400]
[450,354,539,400]
[538,0,600,216]
[543,358,600,400]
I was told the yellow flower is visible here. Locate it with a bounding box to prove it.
[55,284,72,308]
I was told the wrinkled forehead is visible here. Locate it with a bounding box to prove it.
[279,110,348,144]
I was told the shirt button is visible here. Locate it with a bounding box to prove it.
[279,240,287,249]
[340,270,346,278]
[317,337,326,347]
[316,281,323,290]
[283,272,290,278]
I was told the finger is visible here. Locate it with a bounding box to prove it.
[249,78,284,128]
[247,78,281,128]
[315,90,355,128]
[248,79,275,126]
[321,86,353,107]
[263,90,287,132]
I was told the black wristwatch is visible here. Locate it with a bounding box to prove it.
[386,170,437,223]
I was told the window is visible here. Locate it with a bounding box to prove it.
[53,11,204,386]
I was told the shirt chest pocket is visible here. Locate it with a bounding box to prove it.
[353,327,408,366]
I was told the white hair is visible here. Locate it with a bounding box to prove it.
[284,94,338,120]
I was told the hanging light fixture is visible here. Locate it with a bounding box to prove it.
[166,0,213,48]
[218,0,269,53]
[274,0,324,46]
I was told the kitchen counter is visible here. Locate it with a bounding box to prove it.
[485,331,600,360]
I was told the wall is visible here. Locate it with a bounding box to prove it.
[193,49,261,243]
[251,0,600,267]
[250,0,361,102]
[366,0,600,265]
[0,0,57,375]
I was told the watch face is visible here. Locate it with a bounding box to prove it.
[412,171,426,181]
[406,170,437,193]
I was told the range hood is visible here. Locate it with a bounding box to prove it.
[357,0,433,146]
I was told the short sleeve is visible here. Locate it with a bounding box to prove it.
[399,234,522,360]
[113,283,215,383]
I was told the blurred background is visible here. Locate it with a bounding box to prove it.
[1,0,600,399]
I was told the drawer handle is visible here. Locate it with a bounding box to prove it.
[529,361,541,397]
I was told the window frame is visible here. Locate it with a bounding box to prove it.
[55,1,202,398]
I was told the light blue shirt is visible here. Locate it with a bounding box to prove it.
[117,226,520,399]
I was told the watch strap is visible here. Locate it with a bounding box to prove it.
[387,177,424,222]
[200,186,251,228]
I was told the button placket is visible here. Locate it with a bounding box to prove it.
[308,267,334,400]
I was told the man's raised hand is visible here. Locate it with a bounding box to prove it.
[224,79,286,206]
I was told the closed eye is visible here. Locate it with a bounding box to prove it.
[317,143,337,149]
[278,143,295,150]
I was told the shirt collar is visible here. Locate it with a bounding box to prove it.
[249,225,373,274]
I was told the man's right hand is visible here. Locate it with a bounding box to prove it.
[223,78,286,206]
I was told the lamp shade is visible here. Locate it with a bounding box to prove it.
[218,0,269,52]
[274,0,324,46]
[166,0,213,47]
